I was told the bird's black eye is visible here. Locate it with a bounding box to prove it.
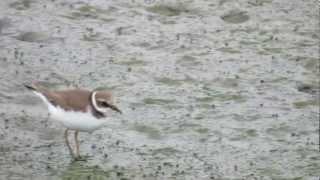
[102,101,110,107]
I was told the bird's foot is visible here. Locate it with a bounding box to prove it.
[73,155,88,161]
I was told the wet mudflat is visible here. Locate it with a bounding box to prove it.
[0,0,319,179]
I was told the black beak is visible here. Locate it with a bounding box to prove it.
[110,104,122,114]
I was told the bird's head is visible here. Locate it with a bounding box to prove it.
[91,91,122,115]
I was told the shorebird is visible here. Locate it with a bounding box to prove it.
[24,82,122,159]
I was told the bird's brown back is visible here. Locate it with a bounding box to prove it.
[52,89,92,112]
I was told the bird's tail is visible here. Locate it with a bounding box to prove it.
[24,82,42,92]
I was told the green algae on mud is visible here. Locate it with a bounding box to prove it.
[197,93,246,103]
[176,55,201,67]
[117,59,147,66]
[216,47,241,54]
[155,77,183,86]
[62,4,113,21]
[9,0,32,10]
[131,124,162,139]
[61,161,134,180]
[221,10,250,24]
[143,98,176,105]
[152,147,181,156]
[146,4,189,16]
[61,161,111,180]
[293,100,318,109]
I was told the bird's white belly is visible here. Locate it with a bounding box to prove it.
[49,105,105,132]
[34,92,106,132]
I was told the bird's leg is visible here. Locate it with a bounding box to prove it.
[64,129,75,158]
[74,131,80,158]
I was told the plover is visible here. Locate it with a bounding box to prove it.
[25,82,122,159]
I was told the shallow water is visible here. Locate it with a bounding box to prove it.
[0,0,319,179]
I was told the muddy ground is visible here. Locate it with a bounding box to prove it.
[0,0,319,179]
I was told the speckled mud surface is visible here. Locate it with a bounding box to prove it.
[0,0,319,179]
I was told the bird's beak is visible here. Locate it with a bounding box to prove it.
[110,104,122,114]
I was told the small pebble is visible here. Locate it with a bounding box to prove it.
[116,172,124,177]
[116,140,120,146]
